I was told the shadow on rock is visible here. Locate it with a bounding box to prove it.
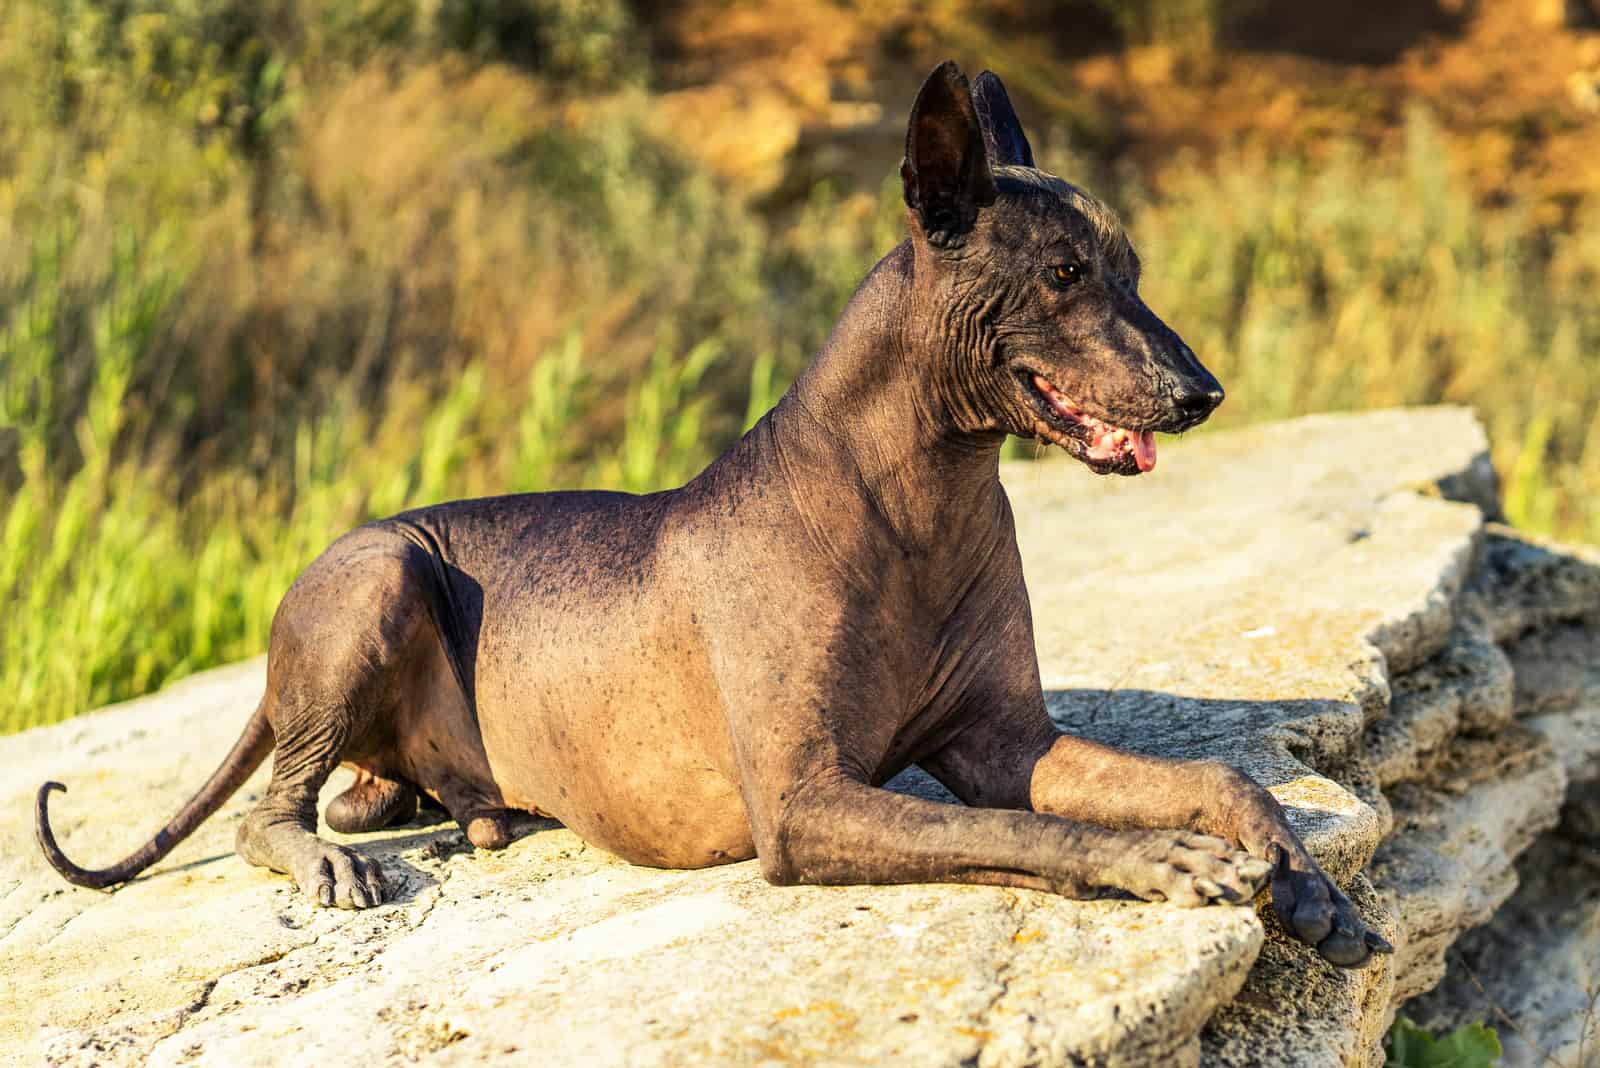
[1047,688,1360,787]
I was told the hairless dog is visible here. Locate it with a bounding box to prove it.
[38,62,1391,969]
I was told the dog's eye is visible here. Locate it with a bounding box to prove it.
[1049,264,1082,288]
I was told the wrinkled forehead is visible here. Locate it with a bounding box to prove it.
[990,165,1141,285]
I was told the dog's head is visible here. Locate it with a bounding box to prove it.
[900,61,1222,475]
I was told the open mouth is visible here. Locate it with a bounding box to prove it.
[1022,371,1157,473]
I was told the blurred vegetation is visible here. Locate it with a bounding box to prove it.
[3,0,1599,731]
[1115,114,1600,537]
[1089,0,1253,50]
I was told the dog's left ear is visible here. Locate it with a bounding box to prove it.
[972,71,1034,168]
[901,61,997,247]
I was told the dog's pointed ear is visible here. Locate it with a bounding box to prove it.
[972,70,1034,168]
[901,60,997,247]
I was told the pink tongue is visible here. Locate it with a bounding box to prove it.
[1131,430,1157,472]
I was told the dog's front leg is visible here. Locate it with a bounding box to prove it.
[1025,733,1394,967]
[922,702,1393,968]
[748,766,1267,907]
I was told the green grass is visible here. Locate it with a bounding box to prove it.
[4,2,1600,732]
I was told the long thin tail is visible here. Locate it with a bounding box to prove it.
[35,695,275,890]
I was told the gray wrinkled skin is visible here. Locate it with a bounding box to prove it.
[36,62,1390,969]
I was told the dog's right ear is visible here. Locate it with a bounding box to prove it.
[972,71,1034,168]
[901,61,997,248]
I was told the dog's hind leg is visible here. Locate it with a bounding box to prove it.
[457,808,514,851]
[326,768,418,834]
[432,782,515,851]
[237,711,388,909]
[234,538,438,908]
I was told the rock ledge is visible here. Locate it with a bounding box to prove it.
[3,407,1596,1067]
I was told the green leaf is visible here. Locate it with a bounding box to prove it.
[1429,1023,1501,1068]
[1386,1018,1501,1068]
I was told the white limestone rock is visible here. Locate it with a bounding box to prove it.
[0,406,1559,1068]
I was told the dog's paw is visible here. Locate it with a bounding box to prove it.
[292,842,388,910]
[1111,829,1273,907]
[1268,844,1393,968]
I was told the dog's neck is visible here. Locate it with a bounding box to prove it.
[770,240,1009,560]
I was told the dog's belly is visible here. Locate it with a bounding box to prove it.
[457,550,752,866]
[470,628,755,867]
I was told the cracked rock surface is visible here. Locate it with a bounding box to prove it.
[4,407,1597,1067]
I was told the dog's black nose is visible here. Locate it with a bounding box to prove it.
[1175,382,1224,418]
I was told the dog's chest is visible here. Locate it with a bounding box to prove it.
[860,581,1020,765]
